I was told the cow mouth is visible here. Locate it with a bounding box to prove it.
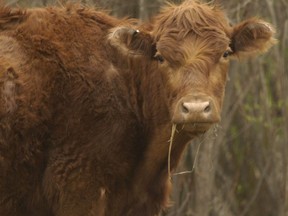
[181,122,213,136]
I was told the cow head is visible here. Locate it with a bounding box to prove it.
[108,1,276,136]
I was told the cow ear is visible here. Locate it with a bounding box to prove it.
[108,26,155,58]
[230,18,277,58]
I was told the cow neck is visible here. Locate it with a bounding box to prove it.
[115,55,169,126]
[123,58,192,208]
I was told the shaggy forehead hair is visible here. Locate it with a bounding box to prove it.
[153,0,231,39]
[152,0,231,65]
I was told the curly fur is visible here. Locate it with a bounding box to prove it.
[0,1,275,216]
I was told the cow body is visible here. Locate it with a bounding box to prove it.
[0,1,275,216]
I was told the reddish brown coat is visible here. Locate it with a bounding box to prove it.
[0,1,275,216]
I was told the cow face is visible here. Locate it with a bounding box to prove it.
[109,1,276,135]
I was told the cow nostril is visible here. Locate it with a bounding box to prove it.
[181,103,189,114]
[204,103,211,113]
[181,101,211,114]
[174,99,219,124]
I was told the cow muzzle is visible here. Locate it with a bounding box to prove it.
[172,95,221,133]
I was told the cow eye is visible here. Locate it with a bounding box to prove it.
[132,29,140,37]
[154,54,164,64]
[223,50,232,58]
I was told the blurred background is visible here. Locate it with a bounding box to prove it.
[5,0,288,215]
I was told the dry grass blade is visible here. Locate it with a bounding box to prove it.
[168,124,177,179]
[172,133,206,176]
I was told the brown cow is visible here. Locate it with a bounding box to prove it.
[0,1,275,216]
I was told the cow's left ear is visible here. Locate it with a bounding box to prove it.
[230,18,277,58]
[108,26,155,58]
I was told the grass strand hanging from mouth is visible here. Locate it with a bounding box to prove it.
[168,124,177,179]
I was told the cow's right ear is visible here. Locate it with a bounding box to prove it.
[108,26,155,58]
